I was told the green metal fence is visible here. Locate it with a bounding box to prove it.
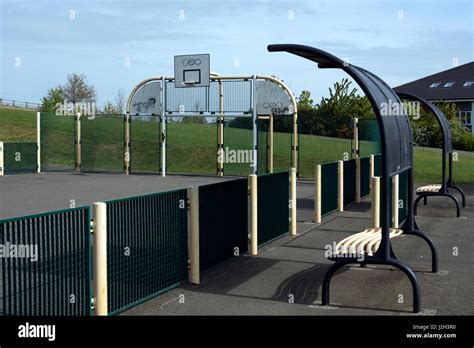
[3,142,37,174]
[321,161,339,216]
[272,115,293,174]
[81,114,124,173]
[166,116,217,175]
[105,189,188,315]
[130,115,161,174]
[257,118,269,175]
[222,117,254,176]
[343,159,356,205]
[0,207,92,315]
[199,179,248,272]
[298,116,353,179]
[374,154,382,176]
[359,119,381,158]
[257,171,289,246]
[360,157,371,197]
[40,112,76,171]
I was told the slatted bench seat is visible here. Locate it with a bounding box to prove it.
[330,227,403,258]
[416,184,441,193]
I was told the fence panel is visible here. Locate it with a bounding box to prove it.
[321,162,339,216]
[359,119,381,158]
[360,156,371,198]
[257,172,289,246]
[3,142,37,174]
[222,117,254,176]
[257,118,268,174]
[105,190,188,315]
[298,116,353,179]
[81,114,124,173]
[40,112,76,171]
[343,159,356,205]
[166,116,217,175]
[130,115,161,174]
[0,207,91,315]
[273,115,293,174]
[199,179,248,272]
[374,154,382,176]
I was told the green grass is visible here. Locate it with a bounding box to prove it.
[1,106,473,183]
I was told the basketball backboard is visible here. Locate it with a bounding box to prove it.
[174,54,210,88]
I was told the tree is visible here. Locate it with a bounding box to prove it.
[115,89,126,114]
[102,101,121,115]
[61,73,96,104]
[297,90,314,109]
[40,86,64,112]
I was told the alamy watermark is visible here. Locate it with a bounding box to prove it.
[217,147,255,167]
[0,242,38,262]
[55,99,96,118]
[380,99,420,119]
[324,242,365,262]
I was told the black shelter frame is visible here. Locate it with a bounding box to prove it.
[397,92,466,217]
[268,44,438,313]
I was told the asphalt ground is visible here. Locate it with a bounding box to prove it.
[1,171,472,315]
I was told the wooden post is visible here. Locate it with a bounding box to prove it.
[269,115,274,173]
[338,160,344,212]
[125,111,130,175]
[248,174,258,255]
[76,113,81,172]
[392,174,399,228]
[371,177,380,228]
[93,202,108,315]
[314,164,322,223]
[353,117,359,159]
[290,167,297,235]
[292,112,298,171]
[0,142,4,176]
[36,111,41,173]
[217,80,224,176]
[188,187,200,284]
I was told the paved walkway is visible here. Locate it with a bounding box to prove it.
[122,185,474,315]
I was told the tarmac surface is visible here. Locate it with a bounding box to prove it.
[1,171,472,315]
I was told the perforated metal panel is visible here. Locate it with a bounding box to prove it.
[130,81,162,115]
[105,190,188,315]
[256,80,294,115]
[0,208,91,315]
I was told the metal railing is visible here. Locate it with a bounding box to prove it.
[0,98,42,110]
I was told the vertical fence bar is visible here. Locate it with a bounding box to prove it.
[0,141,4,176]
[252,76,258,174]
[188,187,200,284]
[292,112,298,172]
[161,77,166,177]
[76,113,82,172]
[124,110,130,175]
[248,174,258,255]
[290,168,297,235]
[371,176,380,228]
[93,202,108,315]
[338,160,344,212]
[217,80,224,176]
[370,154,375,179]
[269,116,274,173]
[353,117,359,158]
[392,174,399,228]
[36,111,41,173]
[314,164,322,223]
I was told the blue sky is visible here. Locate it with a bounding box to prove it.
[1,0,473,107]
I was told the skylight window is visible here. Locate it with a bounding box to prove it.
[443,81,455,88]
[429,82,441,88]
[462,81,474,87]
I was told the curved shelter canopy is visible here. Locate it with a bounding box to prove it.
[396,91,452,154]
[267,44,413,177]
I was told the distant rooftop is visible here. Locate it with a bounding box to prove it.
[394,62,474,101]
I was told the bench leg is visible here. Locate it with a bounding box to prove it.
[386,259,422,313]
[449,185,466,208]
[322,259,353,307]
[414,195,424,215]
[406,229,438,273]
[445,193,461,217]
[423,196,428,205]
